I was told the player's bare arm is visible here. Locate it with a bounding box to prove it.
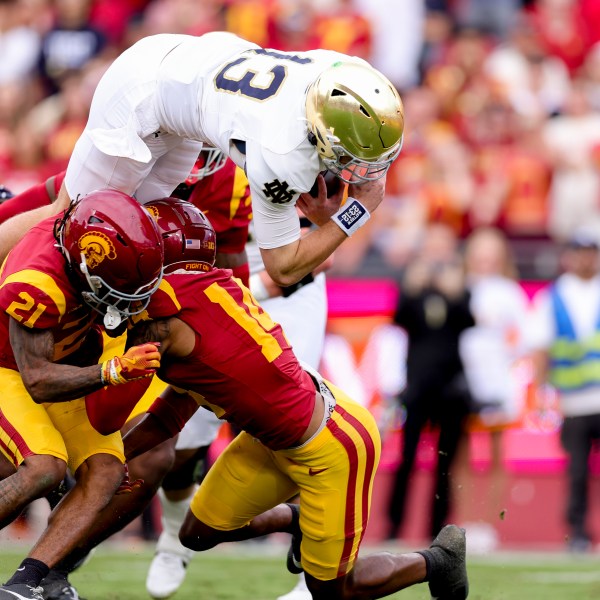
[127,319,171,348]
[215,249,248,271]
[128,317,195,359]
[9,319,107,403]
[262,177,385,286]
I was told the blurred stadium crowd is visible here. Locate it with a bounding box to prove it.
[2,0,600,278]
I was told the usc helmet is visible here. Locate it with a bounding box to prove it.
[145,198,216,274]
[305,61,404,184]
[186,145,228,181]
[55,190,164,330]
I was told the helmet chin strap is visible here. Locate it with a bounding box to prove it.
[104,305,123,330]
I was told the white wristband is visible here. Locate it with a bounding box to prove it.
[330,198,370,236]
[249,273,270,301]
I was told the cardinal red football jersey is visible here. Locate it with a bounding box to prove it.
[0,217,98,370]
[146,269,316,450]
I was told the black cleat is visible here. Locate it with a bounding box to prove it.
[285,503,303,574]
[417,525,468,600]
[40,571,85,600]
[0,583,44,600]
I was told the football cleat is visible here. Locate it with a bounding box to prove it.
[0,185,14,204]
[285,503,303,575]
[40,571,85,600]
[417,525,469,600]
[276,573,312,600]
[0,583,44,600]
[146,552,189,599]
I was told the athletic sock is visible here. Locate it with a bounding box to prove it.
[6,558,49,586]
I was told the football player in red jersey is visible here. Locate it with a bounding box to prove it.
[0,191,164,600]
[64,198,467,600]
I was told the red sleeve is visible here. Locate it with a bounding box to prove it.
[230,262,250,288]
[147,388,200,436]
[0,172,65,225]
[85,377,152,435]
[0,280,64,330]
[0,181,50,224]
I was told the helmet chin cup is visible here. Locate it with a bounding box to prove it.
[104,305,123,330]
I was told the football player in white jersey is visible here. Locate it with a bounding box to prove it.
[0,31,404,287]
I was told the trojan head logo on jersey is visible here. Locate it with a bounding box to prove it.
[78,231,117,269]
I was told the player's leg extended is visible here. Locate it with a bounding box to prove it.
[0,398,125,600]
[296,384,467,600]
[179,431,300,549]
[147,408,222,599]
[26,399,126,568]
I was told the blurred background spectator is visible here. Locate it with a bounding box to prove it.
[386,223,475,542]
[526,229,600,552]
[456,227,530,551]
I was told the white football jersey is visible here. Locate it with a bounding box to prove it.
[65,31,365,249]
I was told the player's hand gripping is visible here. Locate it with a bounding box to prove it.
[296,173,345,227]
[100,342,160,386]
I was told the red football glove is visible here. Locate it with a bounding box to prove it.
[100,342,160,386]
[116,463,144,495]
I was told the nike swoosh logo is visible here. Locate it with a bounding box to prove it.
[309,467,328,476]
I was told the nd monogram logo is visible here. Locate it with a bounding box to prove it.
[78,232,117,269]
[263,179,296,204]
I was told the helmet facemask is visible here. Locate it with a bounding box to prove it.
[54,191,165,331]
[77,256,162,329]
[321,132,403,184]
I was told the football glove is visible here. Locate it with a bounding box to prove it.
[100,342,160,386]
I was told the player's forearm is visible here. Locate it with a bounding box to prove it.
[21,362,106,403]
[123,413,171,461]
[260,221,346,286]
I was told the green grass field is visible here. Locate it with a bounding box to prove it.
[2,542,600,600]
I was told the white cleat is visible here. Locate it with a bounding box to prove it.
[146,552,189,599]
[276,573,312,600]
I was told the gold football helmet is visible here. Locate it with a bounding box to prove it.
[305,61,404,184]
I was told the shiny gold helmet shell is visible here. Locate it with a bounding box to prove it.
[305,61,404,184]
